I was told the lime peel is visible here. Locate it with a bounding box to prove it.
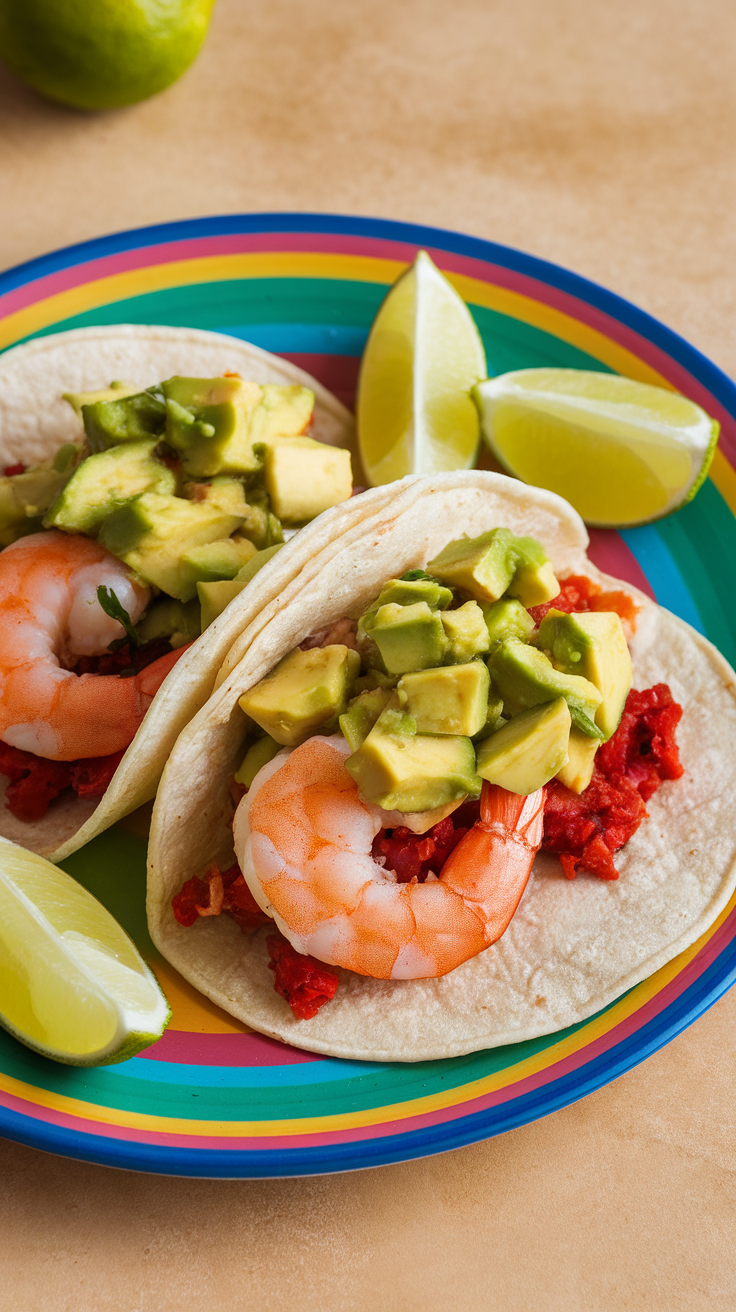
[0,837,169,1066]
[473,368,719,527]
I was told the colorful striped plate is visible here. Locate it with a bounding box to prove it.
[1,214,735,1178]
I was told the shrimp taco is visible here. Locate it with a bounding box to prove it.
[148,470,736,1062]
[0,324,361,861]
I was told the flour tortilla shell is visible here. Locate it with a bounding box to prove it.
[0,325,359,862]
[0,324,356,469]
[147,471,736,1062]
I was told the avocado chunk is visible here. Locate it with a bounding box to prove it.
[374,576,453,611]
[82,389,167,451]
[99,491,246,601]
[398,662,490,736]
[427,528,517,600]
[481,597,535,647]
[427,528,559,605]
[0,462,76,546]
[63,381,139,418]
[137,597,200,649]
[489,638,603,737]
[263,437,352,523]
[180,535,257,585]
[339,687,394,752]
[234,735,282,788]
[441,601,491,663]
[44,439,175,535]
[473,690,506,742]
[239,645,361,747]
[476,698,571,795]
[196,542,285,629]
[507,559,559,608]
[536,609,632,740]
[163,377,315,480]
[360,601,447,675]
[345,704,481,813]
[556,726,599,793]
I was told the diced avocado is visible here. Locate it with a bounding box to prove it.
[44,439,175,535]
[361,601,447,675]
[427,528,517,600]
[239,645,361,747]
[351,668,399,696]
[137,597,200,649]
[481,597,535,647]
[99,491,246,601]
[162,378,314,479]
[82,389,167,451]
[0,464,74,545]
[397,662,490,736]
[507,560,559,607]
[374,576,453,611]
[235,542,283,583]
[234,735,282,788]
[556,726,599,793]
[476,698,571,795]
[536,609,632,740]
[198,579,247,630]
[428,528,559,606]
[235,485,284,550]
[263,437,352,523]
[251,383,314,443]
[197,543,284,630]
[339,687,393,752]
[472,690,506,742]
[441,601,491,663]
[63,381,139,418]
[489,638,603,737]
[164,377,263,479]
[181,535,257,584]
[345,706,481,812]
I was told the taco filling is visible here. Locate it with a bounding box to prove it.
[172,526,683,1021]
[0,375,353,825]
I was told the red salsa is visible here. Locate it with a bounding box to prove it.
[528,573,640,629]
[0,741,125,822]
[172,863,338,1020]
[543,684,683,879]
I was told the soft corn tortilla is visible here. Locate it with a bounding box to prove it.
[146,470,736,1062]
[0,325,360,862]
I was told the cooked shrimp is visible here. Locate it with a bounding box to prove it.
[234,735,545,980]
[0,531,184,760]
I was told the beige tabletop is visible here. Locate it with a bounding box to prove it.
[1,1,736,1307]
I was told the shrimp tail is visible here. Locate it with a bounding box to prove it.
[440,782,546,947]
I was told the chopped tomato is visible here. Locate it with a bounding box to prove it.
[2,463,25,477]
[70,750,126,797]
[171,863,270,932]
[543,683,683,878]
[372,814,468,882]
[0,743,73,821]
[266,933,339,1020]
[0,740,127,820]
[528,574,639,628]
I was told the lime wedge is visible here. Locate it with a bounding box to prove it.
[357,251,487,485]
[0,837,169,1066]
[473,368,719,527]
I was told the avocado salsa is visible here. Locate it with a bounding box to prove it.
[0,374,353,821]
[173,527,684,1021]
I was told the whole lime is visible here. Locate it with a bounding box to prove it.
[0,0,216,111]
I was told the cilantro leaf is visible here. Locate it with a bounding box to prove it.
[97,586,140,647]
